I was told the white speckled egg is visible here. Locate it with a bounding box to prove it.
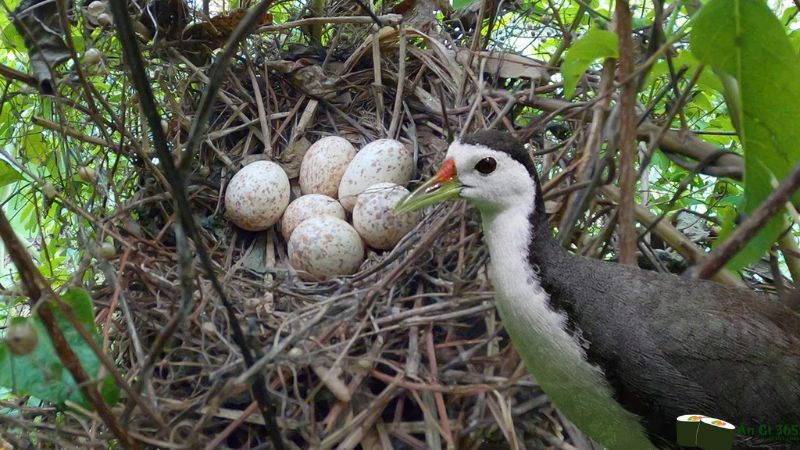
[225,161,290,231]
[299,136,357,197]
[353,183,419,250]
[338,139,413,211]
[288,216,365,280]
[280,194,346,240]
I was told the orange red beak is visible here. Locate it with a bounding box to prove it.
[395,159,462,213]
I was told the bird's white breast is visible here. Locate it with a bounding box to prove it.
[481,205,655,449]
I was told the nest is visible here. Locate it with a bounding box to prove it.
[112,27,573,450]
[139,29,573,450]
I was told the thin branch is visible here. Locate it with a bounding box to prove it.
[615,0,637,265]
[32,116,118,151]
[347,0,386,28]
[779,231,800,284]
[255,14,401,33]
[547,4,585,66]
[388,24,406,138]
[108,0,285,448]
[557,59,615,246]
[0,62,37,87]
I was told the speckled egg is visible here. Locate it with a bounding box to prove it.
[352,182,419,250]
[224,160,290,231]
[288,216,365,280]
[299,136,357,197]
[338,139,413,211]
[280,194,346,240]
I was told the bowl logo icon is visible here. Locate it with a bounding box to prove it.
[676,414,736,450]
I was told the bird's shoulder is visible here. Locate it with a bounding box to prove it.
[548,253,800,431]
[553,254,800,350]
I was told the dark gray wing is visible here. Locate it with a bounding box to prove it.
[535,248,800,443]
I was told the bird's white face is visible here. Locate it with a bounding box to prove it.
[445,141,537,214]
[396,140,537,216]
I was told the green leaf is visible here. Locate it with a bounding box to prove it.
[0,288,119,408]
[648,51,723,93]
[651,150,671,173]
[790,29,800,54]
[632,17,649,30]
[691,0,800,270]
[71,34,85,54]
[453,0,474,9]
[0,160,24,187]
[21,132,49,165]
[781,6,798,24]
[716,194,744,208]
[562,28,618,98]
[1,24,24,50]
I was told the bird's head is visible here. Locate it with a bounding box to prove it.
[397,130,541,215]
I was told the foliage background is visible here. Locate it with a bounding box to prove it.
[0,0,797,448]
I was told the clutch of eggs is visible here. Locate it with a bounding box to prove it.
[225,137,418,280]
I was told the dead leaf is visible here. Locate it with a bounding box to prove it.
[544,200,562,215]
[277,137,311,178]
[12,0,71,94]
[182,8,273,49]
[456,49,549,82]
[177,8,273,65]
[289,63,340,100]
[417,128,448,154]
[139,0,190,41]
[412,85,443,114]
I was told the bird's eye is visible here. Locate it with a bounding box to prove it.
[474,157,497,175]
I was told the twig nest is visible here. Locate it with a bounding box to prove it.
[353,183,418,250]
[288,216,364,280]
[280,194,346,240]
[225,161,290,231]
[299,136,356,197]
[338,139,413,211]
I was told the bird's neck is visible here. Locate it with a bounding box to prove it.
[479,203,655,449]
[479,204,576,354]
[480,202,575,309]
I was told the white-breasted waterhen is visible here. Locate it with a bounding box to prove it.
[395,130,800,449]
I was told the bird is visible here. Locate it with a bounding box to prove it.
[395,130,800,449]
